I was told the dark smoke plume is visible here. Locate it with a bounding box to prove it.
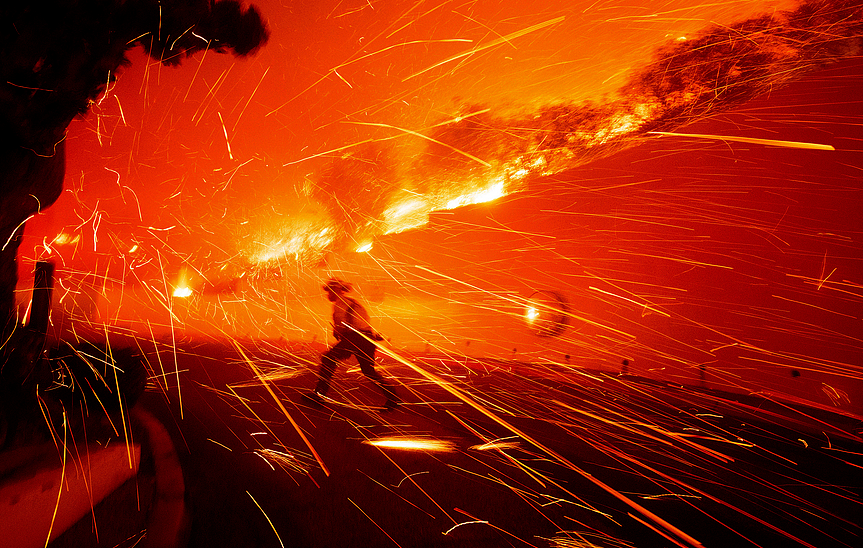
[423,0,863,177]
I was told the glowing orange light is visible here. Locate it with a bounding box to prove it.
[53,233,80,246]
[356,242,373,253]
[445,180,505,210]
[525,306,539,322]
[173,286,192,298]
[364,437,456,452]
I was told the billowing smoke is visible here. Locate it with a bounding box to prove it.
[297,0,862,257]
[309,143,402,251]
[423,0,862,173]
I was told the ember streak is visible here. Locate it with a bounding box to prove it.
[8,2,863,544]
[18,0,863,389]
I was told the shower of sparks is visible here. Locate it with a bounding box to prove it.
[12,1,863,547]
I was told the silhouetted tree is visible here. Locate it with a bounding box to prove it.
[0,0,268,444]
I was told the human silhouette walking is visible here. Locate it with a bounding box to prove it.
[308,279,398,410]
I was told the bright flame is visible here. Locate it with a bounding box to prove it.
[53,233,80,246]
[248,221,335,263]
[525,306,539,322]
[382,197,429,234]
[173,286,193,298]
[356,242,373,253]
[364,437,456,452]
[445,180,505,210]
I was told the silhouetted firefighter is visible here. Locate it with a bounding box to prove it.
[0,0,269,448]
[308,279,400,410]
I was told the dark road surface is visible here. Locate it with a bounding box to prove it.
[140,339,863,548]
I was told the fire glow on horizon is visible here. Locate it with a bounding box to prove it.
[227,0,854,268]
[13,2,863,547]
[22,0,863,407]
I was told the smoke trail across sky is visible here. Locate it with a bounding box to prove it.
[265,0,862,261]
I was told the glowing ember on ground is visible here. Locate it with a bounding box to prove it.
[364,437,458,452]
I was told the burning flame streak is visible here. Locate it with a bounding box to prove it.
[364,437,457,452]
[263,0,859,265]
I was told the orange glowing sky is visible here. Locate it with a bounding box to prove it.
[17,0,863,413]
[28,0,802,272]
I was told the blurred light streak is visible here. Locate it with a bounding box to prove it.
[402,16,566,81]
[364,437,457,452]
[452,508,542,547]
[470,436,520,451]
[355,470,438,519]
[442,520,488,535]
[183,40,211,102]
[348,120,491,167]
[217,111,233,159]
[348,497,403,548]
[771,294,857,319]
[254,449,315,476]
[193,66,233,124]
[601,443,821,548]
[44,409,68,548]
[627,512,691,548]
[374,339,705,547]
[649,131,836,150]
[552,398,735,463]
[247,491,284,548]
[266,38,473,117]
[588,286,670,318]
[231,67,269,132]
[207,438,232,451]
[229,340,330,476]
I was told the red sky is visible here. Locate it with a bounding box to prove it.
[31,0,802,268]
[18,0,863,412]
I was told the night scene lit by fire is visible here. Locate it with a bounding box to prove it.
[1,1,862,547]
